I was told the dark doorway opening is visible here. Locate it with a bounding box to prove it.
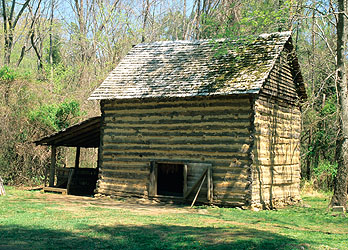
[157,163,184,197]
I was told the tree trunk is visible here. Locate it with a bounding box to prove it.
[330,0,348,211]
[49,0,55,82]
[0,176,5,196]
[4,34,13,65]
[142,0,150,42]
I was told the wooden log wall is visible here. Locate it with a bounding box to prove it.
[251,49,302,208]
[97,95,253,206]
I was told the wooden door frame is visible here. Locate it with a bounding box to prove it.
[149,161,213,202]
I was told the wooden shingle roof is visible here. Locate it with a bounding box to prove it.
[89,31,303,100]
[34,116,101,148]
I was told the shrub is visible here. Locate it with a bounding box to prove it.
[312,160,337,191]
[29,100,82,131]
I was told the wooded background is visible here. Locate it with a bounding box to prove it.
[0,0,346,197]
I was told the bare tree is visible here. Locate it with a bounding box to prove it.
[1,0,31,65]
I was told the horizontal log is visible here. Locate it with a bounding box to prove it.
[98,182,147,192]
[253,134,299,144]
[254,129,300,139]
[254,120,301,132]
[252,164,301,172]
[104,115,251,126]
[255,97,301,112]
[103,134,251,144]
[102,148,249,158]
[103,121,251,130]
[262,84,298,100]
[213,200,246,207]
[214,171,249,180]
[214,193,248,201]
[97,177,148,184]
[103,96,251,109]
[254,123,301,134]
[251,187,300,200]
[253,156,299,165]
[214,179,250,187]
[102,155,250,165]
[102,161,149,168]
[100,171,148,180]
[254,150,300,159]
[255,106,301,120]
[103,105,251,116]
[214,186,250,194]
[102,143,251,153]
[252,180,301,186]
[253,143,300,153]
[104,108,252,118]
[97,188,148,197]
[101,168,148,175]
[102,129,251,138]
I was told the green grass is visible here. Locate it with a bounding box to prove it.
[0,186,347,250]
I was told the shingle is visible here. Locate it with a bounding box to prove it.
[89,31,292,100]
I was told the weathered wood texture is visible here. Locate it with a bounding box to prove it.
[96,95,253,206]
[49,146,57,187]
[0,177,5,196]
[251,49,302,208]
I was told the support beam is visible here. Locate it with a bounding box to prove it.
[75,147,80,169]
[67,169,75,195]
[207,165,212,202]
[183,164,187,196]
[49,146,57,187]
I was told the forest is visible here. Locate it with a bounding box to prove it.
[0,0,347,206]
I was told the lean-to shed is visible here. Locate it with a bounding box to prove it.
[89,31,306,208]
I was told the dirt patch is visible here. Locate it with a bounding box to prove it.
[31,191,194,215]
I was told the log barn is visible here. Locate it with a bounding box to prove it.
[89,31,306,208]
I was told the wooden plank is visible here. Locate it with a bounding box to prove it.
[49,146,56,187]
[191,174,206,208]
[184,169,207,199]
[43,187,67,195]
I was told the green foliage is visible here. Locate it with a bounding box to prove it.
[0,66,16,82]
[321,96,337,115]
[45,34,62,65]
[312,160,337,191]
[313,160,337,178]
[29,100,82,131]
[200,0,292,40]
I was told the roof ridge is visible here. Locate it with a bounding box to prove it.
[134,31,292,47]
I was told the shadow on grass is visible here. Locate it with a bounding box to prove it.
[0,223,307,250]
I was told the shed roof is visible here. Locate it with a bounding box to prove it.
[34,116,101,148]
[89,31,304,100]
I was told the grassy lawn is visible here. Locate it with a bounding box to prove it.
[0,186,347,250]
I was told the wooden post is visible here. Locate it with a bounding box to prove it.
[67,169,75,195]
[49,146,57,187]
[183,164,188,197]
[97,146,101,171]
[149,161,157,196]
[75,147,81,169]
[207,165,211,202]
